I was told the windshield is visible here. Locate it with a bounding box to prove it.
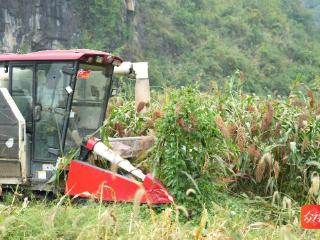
[67,63,112,146]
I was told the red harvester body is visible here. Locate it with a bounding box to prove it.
[0,49,173,204]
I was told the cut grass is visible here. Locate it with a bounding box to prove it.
[0,191,319,240]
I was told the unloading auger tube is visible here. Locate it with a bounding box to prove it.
[83,138,145,180]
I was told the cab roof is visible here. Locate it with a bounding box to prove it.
[0,49,122,65]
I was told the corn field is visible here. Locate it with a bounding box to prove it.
[2,77,320,239]
[109,76,320,208]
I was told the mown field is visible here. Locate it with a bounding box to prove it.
[2,77,320,239]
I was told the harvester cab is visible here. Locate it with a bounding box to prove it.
[0,49,173,204]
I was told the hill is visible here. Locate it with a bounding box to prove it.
[74,0,320,95]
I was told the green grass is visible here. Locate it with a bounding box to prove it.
[0,191,319,240]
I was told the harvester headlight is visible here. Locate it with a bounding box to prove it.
[112,59,122,67]
[95,56,103,64]
[87,57,94,63]
[106,55,114,63]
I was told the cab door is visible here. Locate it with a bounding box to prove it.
[33,62,73,163]
[10,64,34,178]
[10,62,74,181]
[31,62,74,181]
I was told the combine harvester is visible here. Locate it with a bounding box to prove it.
[0,49,173,204]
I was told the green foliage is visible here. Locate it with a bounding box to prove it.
[105,79,320,207]
[102,80,320,211]
[206,77,320,204]
[73,0,320,95]
[105,99,150,137]
[152,87,229,214]
[73,0,129,54]
[139,0,320,95]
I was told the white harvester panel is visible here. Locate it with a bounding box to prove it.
[0,88,27,184]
